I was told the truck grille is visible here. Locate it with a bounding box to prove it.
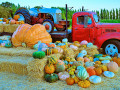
[105,29,116,32]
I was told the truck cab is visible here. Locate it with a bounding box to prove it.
[72,11,120,56]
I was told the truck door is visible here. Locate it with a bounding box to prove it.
[72,15,92,42]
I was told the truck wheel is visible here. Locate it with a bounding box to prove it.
[14,8,31,24]
[42,19,54,33]
[102,40,120,56]
[56,26,66,31]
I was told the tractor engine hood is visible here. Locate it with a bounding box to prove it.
[96,23,120,28]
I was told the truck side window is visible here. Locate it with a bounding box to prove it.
[88,17,92,25]
[77,16,84,24]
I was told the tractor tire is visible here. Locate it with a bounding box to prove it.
[56,26,66,31]
[14,8,31,24]
[42,19,54,33]
[102,40,120,56]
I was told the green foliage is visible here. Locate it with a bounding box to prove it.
[116,8,118,19]
[0,6,11,18]
[100,19,120,23]
[113,9,115,19]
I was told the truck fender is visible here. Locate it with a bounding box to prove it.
[94,32,120,48]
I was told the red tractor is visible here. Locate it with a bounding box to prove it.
[14,7,70,33]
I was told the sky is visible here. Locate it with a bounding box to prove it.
[0,0,120,11]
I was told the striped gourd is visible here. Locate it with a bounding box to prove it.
[45,49,52,55]
[48,56,57,64]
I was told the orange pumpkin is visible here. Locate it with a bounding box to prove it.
[3,18,7,22]
[15,21,19,24]
[44,64,55,74]
[86,68,96,76]
[94,67,102,76]
[20,21,24,24]
[14,15,20,21]
[10,19,16,24]
[66,77,75,85]
[112,57,120,66]
[11,24,52,48]
[99,65,107,72]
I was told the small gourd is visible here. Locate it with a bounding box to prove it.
[54,60,65,73]
[45,48,52,55]
[44,64,55,74]
[94,67,102,76]
[48,56,57,64]
[52,48,58,54]
[66,77,75,85]
[103,71,115,78]
[107,61,118,73]
[72,75,80,84]
[89,75,101,84]
[44,73,58,83]
[77,57,84,62]
[86,68,96,77]
[84,57,90,62]
[85,62,95,67]
[58,71,70,81]
[80,40,88,45]
[78,80,90,88]
[73,61,84,67]
[32,51,45,59]
[99,65,107,72]
[5,42,12,48]
[14,15,20,21]
[112,57,120,66]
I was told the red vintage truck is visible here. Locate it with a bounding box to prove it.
[71,11,120,56]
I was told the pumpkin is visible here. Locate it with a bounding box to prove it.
[58,71,70,81]
[5,42,12,48]
[80,40,88,45]
[45,48,52,55]
[10,19,16,24]
[48,56,57,64]
[87,43,93,47]
[95,61,101,65]
[20,21,24,24]
[112,57,120,66]
[32,51,45,59]
[99,65,107,72]
[44,64,55,74]
[85,62,94,67]
[44,73,58,83]
[88,57,93,62]
[6,20,9,24]
[107,61,118,73]
[89,75,101,84]
[49,44,55,47]
[66,77,75,85]
[103,71,115,78]
[3,18,7,22]
[86,68,96,77]
[94,67,102,76]
[77,57,84,62]
[73,61,84,67]
[76,66,89,80]
[55,47,63,53]
[52,48,58,54]
[15,21,19,24]
[55,60,65,73]
[78,80,90,88]
[72,75,80,84]
[81,50,87,56]
[14,15,20,21]
[11,24,52,48]
[84,57,90,62]
[94,64,100,68]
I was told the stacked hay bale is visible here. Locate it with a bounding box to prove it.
[27,54,62,81]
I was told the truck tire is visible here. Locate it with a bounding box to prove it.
[56,26,66,31]
[102,40,120,56]
[14,8,31,24]
[42,19,54,33]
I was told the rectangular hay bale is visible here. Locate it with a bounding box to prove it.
[0,24,3,32]
[3,24,19,33]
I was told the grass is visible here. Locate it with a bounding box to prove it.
[100,19,120,23]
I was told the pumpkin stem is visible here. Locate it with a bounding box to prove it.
[22,43,27,48]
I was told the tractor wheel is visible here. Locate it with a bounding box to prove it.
[42,19,54,33]
[56,26,66,31]
[14,8,31,24]
[102,40,120,56]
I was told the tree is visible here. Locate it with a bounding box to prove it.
[106,10,109,19]
[116,8,118,19]
[100,9,103,19]
[110,10,112,19]
[113,9,115,19]
[96,10,99,17]
[119,8,120,19]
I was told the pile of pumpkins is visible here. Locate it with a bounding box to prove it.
[0,36,12,48]
[32,39,120,88]
[0,15,24,24]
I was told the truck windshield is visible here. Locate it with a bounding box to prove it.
[93,14,99,23]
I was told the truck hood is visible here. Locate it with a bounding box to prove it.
[96,23,120,28]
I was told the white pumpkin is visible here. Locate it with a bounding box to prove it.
[103,71,115,78]
[89,75,101,84]
[58,71,70,81]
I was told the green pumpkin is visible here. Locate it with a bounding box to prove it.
[44,73,58,83]
[5,42,12,48]
[76,66,89,80]
[55,60,65,73]
[32,51,45,59]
